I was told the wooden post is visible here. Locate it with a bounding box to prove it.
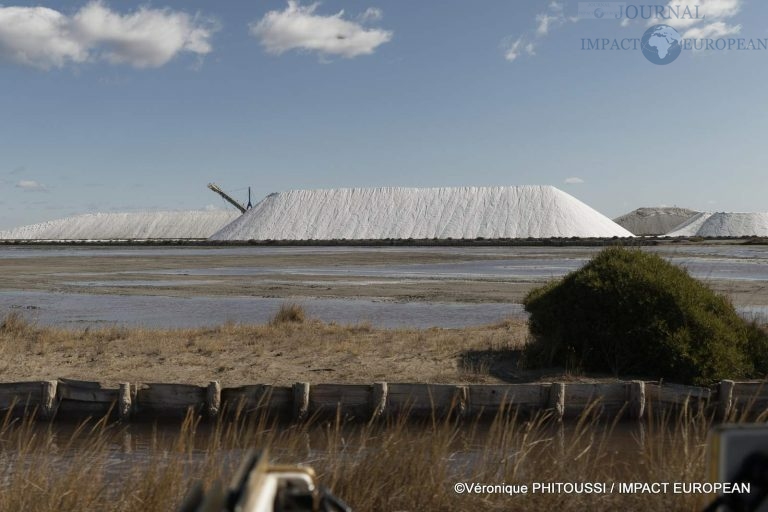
[637,422,647,451]
[549,383,565,421]
[455,385,468,418]
[41,380,57,420]
[371,382,387,420]
[630,380,646,420]
[118,382,132,421]
[293,382,310,421]
[718,380,735,420]
[207,381,221,418]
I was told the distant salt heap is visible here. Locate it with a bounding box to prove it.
[0,210,240,240]
[614,207,698,236]
[665,212,768,237]
[210,185,633,240]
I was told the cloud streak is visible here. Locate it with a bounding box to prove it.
[16,180,47,191]
[0,1,216,70]
[503,2,569,63]
[250,1,392,58]
[503,36,535,62]
[656,0,742,41]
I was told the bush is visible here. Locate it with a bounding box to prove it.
[270,303,306,325]
[523,247,768,385]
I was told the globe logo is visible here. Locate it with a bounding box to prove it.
[641,24,682,65]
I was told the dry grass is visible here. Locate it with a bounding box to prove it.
[0,404,715,512]
[0,312,530,386]
[270,302,306,325]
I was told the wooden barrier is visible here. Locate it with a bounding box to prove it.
[560,382,629,419]
[645,382,711,411]
[467,383,550,417]
[57,379,125,419]
[309,383,371,419]
[724,381,768,419]
[386,384,467,417]
[0,381,51,417]
[0,379,767,423]
[134,383,208,418]
[220,384,293,418]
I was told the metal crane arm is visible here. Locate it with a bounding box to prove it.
[207,183,247,214]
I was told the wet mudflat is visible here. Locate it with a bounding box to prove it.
[0,244,767,327]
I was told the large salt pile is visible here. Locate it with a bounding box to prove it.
[0,210,240,240]
[614,207,698,236]
[665,212,768,237]
[210,185,634,240]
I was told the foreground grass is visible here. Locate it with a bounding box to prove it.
[0,404,713,512]
[0,311,528,385]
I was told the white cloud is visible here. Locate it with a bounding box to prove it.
[564,177,585,184]
[650,1,743,52]
[504,2,571,63]
[16,180,47,191]
[250,1,392,58]
[359,7,383,23]
[658,0,741,29]
[502,36,535,62]
[0,1,216,70]
[536,2,566,36]
[682,21,741,39]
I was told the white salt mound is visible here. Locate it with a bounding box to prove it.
[0,210,241,240]
[665,212,768,237]
[210,185,634,240]
[614,207,698,236]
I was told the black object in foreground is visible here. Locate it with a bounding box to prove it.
[179,449,352,512]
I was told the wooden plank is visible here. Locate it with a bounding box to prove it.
[135,383,206,416]
[467,384,549,414]
[386,383,464,416]
[646,383,711,406]
[731,382,768,399]
[310,384,371,417]
[57,379,120,403]
[564,383,627,407]
[221,385,293,416]
[729,382,768,416]
[0,381,46,409]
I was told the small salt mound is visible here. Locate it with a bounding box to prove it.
[614,207,698,236]
[665,212,768,237]
[210,185,634,240]
[0,210,241,240]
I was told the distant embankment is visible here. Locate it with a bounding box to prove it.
[0,378,762,423]
[0,237,654,247]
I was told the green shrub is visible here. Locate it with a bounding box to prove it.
[523,247,768,385]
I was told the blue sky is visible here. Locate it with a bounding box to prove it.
[1,0,766,229]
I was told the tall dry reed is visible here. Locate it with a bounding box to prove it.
[0,401,716,512]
